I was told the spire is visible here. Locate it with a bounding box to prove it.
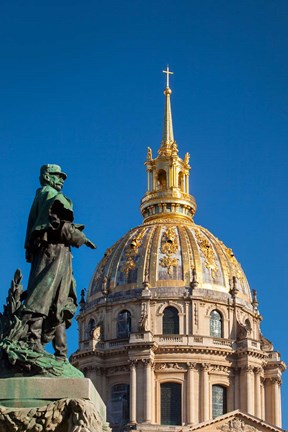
[161,66,175,146]
[140,68,197,223]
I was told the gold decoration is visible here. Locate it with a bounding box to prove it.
[121,229,146,277]
[159,227,179,277]
[220,242,243,280]
[184,152,190,166]
[194,229,217,279]
[147,147,152,160]
[94,246,113,282]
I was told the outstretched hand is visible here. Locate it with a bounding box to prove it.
[85,238,97,249]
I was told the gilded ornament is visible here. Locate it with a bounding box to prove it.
[120,229,146,277]
[221,242,243,280]
[194,229,217,279]
[184,152,190,166]
[147,147,152,160]
[159,227,179,277]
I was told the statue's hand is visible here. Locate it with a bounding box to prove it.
[85,238,97,249]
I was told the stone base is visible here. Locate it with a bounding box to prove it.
[0,377,111,432]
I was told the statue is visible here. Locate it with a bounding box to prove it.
[184,152,190,165]
[0,164,96,377]
[147,146,152,160]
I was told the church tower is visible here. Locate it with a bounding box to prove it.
[72,69,285,432]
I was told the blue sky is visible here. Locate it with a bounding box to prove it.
[0,0,287,426]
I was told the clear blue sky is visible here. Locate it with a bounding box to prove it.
[0,0,287,426]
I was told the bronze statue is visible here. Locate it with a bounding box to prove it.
[0,164,96,377]
[22,164,96,358]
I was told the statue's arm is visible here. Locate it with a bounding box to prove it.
[61,222,96,249]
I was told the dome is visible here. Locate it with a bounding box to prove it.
[88,220,251,306]
[88,79,251,309]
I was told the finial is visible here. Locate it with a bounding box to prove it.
[147,147,152,160]
[79,288,86,311]
[230,276,239,300]
[160,65,175,147]
[190,267,198,290]
[163,65,174,88]
[252,289,259,312]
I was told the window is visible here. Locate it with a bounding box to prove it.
[210,310,222,338]
[163,306,179,334]
[157,169,167,190]
[117,310,131,339]
[108,384,130,426]
[86,318,96,339]
[212,385,227,418]
[161,382,181,425]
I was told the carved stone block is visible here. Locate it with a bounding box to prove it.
[0,378,110,432]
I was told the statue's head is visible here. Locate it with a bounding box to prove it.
[40,164,67,191]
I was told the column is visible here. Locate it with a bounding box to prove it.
[187,363,197,424]
[129,360,137,424]
[228,376,234,412]
[185,175,189,194]
[261,377,265,421]
[272,377,282,428]
[100,367,107,401]
[143,359,152,423]
[245,366,254,415]
[201,363,210,421]
[234,367,240,410]
[254,367,262,418]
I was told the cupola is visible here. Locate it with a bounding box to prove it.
[140,66,196,222]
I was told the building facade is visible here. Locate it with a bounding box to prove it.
[71,72,286,432]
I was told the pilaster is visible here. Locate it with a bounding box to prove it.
[201,363,210,422]
[187,362,197,424]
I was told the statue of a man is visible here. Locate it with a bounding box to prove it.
[22,164,96,359]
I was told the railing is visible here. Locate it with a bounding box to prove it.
[154,335,233,348]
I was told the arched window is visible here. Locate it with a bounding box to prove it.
[108,384,130,426]
[212,385,227,418]
[117,310,131,339]
[86,318,96,339]
[178,171,184,191]
[157,169,167,190]
[210,310,222,338]
[245,319,252,335]
[163,306,179,334]
[161,382,181,425]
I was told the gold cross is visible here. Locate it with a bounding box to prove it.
[163,65,174,88]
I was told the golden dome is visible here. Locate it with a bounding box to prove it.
[88,219,251,305]
[88,68,252,309]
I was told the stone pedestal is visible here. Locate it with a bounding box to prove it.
[0,377,110,432]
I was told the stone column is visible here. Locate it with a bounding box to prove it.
[234,367,240,410]
[143,359,152,423]
[187,363,197,424]
[129,360,137,424]
[245,366,254,415]
[228,376,234,412]
[261,377,265,421]
[254,367,262,418]
[201,363,210,422]
[272,377,282,428]
[100,367,107,401]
